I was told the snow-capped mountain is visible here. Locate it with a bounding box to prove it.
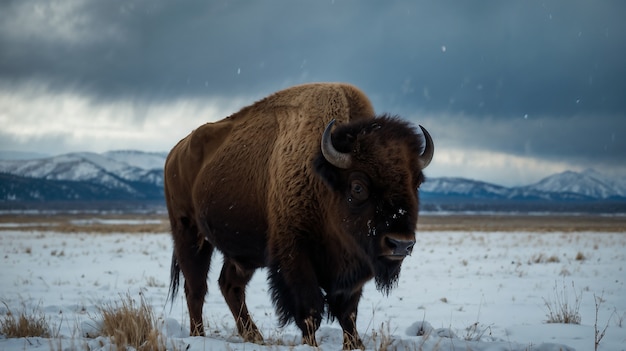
[581,169,626,197]
[103,150,168,171]
[522,171,605,198]
[0,151,166,201]
[0,151,164,185]
[420,177,511,199]
[0,150,625,207]
[519,170,626,200]
[421,170,626,201]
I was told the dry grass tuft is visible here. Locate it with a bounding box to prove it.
[531,253,560,264]
[0,302,52,338]
[370,321,395,351]
[543,281,582,325]
[95,292,166,351]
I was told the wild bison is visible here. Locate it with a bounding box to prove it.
[165,83,433,349]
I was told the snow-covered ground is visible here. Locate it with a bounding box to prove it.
[1,228,624,350]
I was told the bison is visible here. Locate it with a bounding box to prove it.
[165,83,433,349]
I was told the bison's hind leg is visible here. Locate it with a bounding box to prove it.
[218,258,264,343]
[171,216,214,336]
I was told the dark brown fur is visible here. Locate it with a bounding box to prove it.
[164,83,432,349]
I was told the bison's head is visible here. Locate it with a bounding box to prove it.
[314,115,433,294]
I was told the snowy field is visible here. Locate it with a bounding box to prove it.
[1,225,625,350]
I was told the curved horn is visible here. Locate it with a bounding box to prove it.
[418,125,434,169]
[321,119,352,169]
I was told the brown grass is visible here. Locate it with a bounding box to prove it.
[0,302,52,338]
[95,292,166,351]
[0,213,170,234]
[418,214,626,232]
[1,213,625,233]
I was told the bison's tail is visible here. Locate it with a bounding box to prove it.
[167,251,180,306]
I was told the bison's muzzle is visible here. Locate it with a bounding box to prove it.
[381,235,416,260]
[385,236,415,257]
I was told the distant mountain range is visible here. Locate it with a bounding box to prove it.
[1,150,625,212]
[0,151,166,202]
[420,169,626,201]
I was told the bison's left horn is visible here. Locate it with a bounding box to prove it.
[418,125,434,169]
[321,119,352,169]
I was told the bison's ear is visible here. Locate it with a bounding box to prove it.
[313,153,344,192]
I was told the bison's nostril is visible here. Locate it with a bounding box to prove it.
[406,241,415,254]
[385,237,397,250]
[385,237,415,255]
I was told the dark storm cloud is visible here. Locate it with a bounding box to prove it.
[2,0,625,114]
[1,0,625,174]
[417,113,626,166]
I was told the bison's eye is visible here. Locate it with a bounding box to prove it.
[350,180,369,202]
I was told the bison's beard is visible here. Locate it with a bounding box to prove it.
[373,258,402,296]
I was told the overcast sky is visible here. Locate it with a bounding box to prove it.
[1,0,625,186]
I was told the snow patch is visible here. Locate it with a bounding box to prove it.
[1,229,623,350]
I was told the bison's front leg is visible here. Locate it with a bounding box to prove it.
[328,290,365,350]
[268,254,324,347]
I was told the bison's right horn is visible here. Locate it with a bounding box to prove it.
[418,125,434,169]
[321,119,352,169]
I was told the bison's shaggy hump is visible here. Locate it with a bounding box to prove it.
[164,82,433,349]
